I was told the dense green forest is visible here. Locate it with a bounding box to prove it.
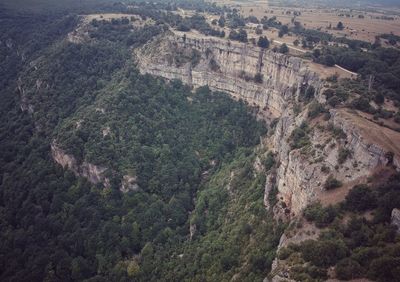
[0,2,280,281]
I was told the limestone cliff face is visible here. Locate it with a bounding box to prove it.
[135,31,321,118]
[268,108,400,218]
[135,31,400,218]
[51,142,140,192]
[51,142,110,188]
[267,107,400,281]
[330,109,400,169]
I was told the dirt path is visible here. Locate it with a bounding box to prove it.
[274,40,306,53]
[334,64,358,76]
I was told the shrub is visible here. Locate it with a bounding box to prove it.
[278,247,295,260]
[177,22,191,31]
[313,49,321,58]
[264,152,275,171]
[345,184,377,212]
[336,258,364,280]
[338,148,351,164]
[300,239,348,267]
[300,85,315,102]
[335,89,349,102]
[329,124,346,139]
[307,265,328,280]
[209,58,220,72]
[326,74,338,82]
[324,175,342,190]
[352,246,381,267]
[220,254,238,271]
[321,165,330,173]
[254,73,263,83]
[327,96,341,107]
[290,122,311,149]
[351,97,373,113]
[190,50,201,67]
[229,28,248,42]
[324,54,336,67]
[374,93,385,104]
[308,101,325,118]
[249,252,269,272]
[394,112,400,123]
[218,16,225,27]
[323,89,335,99]
[268,185,278,208]
[278,25,289,37]
[367,256,400,282]
[257,36,270,48]
[279,43,289,54]
[304,202,338,227]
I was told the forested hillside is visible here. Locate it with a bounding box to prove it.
[2,0,400,281]
[0,3,280,281]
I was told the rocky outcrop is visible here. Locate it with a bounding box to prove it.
[269,108,400,218]
[268,107,400,280]
[51,141,110,188]
[52,141,141,192]
[391,208,400,233]
[135,31,321,119]
[121,175,139,193]
[267,222,320,282]
[18,78,34,114]
[331,109,400,170]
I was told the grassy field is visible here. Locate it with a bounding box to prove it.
[213,0,400,42]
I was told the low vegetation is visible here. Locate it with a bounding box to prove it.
[281,173,400,282]
[290,122,311,149]
[324,175,343,190]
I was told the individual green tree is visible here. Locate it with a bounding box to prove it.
[254,73,263,83]
[313,48,321,58]
[127,260,140,277]
[278,25,289,37]
[324,55,336,67]
[218,16,225,27]
[257,36,270,48]
[345,184,377,212]
[279,43,289,54]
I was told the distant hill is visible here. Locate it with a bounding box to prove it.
[268,0,400,8]
[0,0,112,13]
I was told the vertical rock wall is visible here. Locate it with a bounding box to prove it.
[135,31,322,118]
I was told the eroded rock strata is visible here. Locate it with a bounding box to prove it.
[135,31,322,119]
[136,31,399,216]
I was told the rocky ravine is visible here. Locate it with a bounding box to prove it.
[135,30,399,216]
[135,30,400,280]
